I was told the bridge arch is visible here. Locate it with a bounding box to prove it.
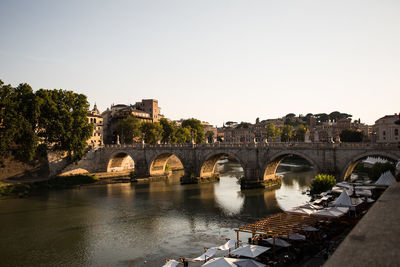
[199,152,245,179]
[263,151,319,180]
[341,151,398,181]
[149,153,185,176]
[107,151,136,173]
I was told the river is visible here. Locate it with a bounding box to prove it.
[0,158,316,267]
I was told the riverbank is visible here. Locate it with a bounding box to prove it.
[0,175,98,198]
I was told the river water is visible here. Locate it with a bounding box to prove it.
[0,159,316,267]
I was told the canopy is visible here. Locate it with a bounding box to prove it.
[230,245,270,258]
[192,248,218,262]
[286,206,316,216]
[201,257,237,267]
[375,171,396,186]
[288,233,306,241]
[218,240,237,251]
[312,207,349,218]
[264,237,291,247]
[332,191,352,207]
[302,225,318,232]
[162,260,180,267]
[201,257,266,267]
[234,258,266,267]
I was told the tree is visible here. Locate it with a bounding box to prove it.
[175,127,191,143]
[340,129,363,142]
[36,89,93,161]
[0,82,40,161]
[160,118,177,144]
[281,125,293,142]
[315,113,329,124]
[140,122,163,144]
[236,122,251,129]
[309,174,336,196]
[294,124,306,142]
[206,130,214,143]
[181,118,205,144]
[369,162,395,181]
[266,123,276,139]
[116,116,141,144]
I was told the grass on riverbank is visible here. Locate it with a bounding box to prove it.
[0,175,98,197]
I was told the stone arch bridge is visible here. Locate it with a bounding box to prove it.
[62,142,400,188]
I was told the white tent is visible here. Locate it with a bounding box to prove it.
[234,258,266,267]
[201,257,266,267]
[375,171,396,186]
[286,206,316,216]
[201,257,237,267]
[302,225,318,232]
[312,207,349,218]
[162,260,180,267]
[288,233,306,241]
[264,238,291,247]
[332,191,352,207]
[192,248,218,262]
[218,240,237,251]
[230,245,270,258]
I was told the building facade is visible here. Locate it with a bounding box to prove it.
[87,104,103,148]
[101,99,162,144]
[373,114,400,143]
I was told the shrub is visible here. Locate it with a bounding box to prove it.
[369,162,395,181]
[309,174,336,196]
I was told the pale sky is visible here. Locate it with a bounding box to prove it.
[1,0,399,126]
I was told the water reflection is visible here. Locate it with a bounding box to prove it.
[0,158,315,267]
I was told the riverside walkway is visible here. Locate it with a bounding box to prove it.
[325,182,400,266]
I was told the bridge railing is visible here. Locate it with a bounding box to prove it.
[100,142,398,149]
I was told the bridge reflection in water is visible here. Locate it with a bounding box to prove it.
[0,159,315,267]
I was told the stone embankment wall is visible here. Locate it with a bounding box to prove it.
[0,153,49,181]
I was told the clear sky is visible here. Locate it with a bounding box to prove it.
[0,0,399,126]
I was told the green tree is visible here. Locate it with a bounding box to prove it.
[36,89,93,161]
[140,122,163,144]
[236,122,251,128]
[206,130,214,143]
[275,127,282,141]
[340,129,363,142]
[266,123,276,139]
[368,162,395,181]
[0,82,40,161]
[315,113,329,124]
[175,127,191,143]
[116,116,141,144]
[160,118,177,144]
[294,124,306,142]
[181,118,205,144]
[281,125,293,142]
[309,174,336,196]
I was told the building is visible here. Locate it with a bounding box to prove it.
[87,104,103,148]
[134,99,161,122]
[373,114,400,143]
[101,99,162,144]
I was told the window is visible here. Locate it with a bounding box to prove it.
[395,129,399,136]
[383,130,386,136]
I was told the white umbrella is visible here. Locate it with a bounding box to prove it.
[162,259,180,267]
[218,240,237,251]
[201,257,237,267]
[302,225,318,232]
[230,245,270,258]
[288,233,306,241]
[192,248,218,262]
[234,258,266,267]
[312,207,349,218]
[265,238,291,247]
[286,206,316,216]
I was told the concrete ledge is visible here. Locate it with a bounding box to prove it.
[325,182,400,267]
